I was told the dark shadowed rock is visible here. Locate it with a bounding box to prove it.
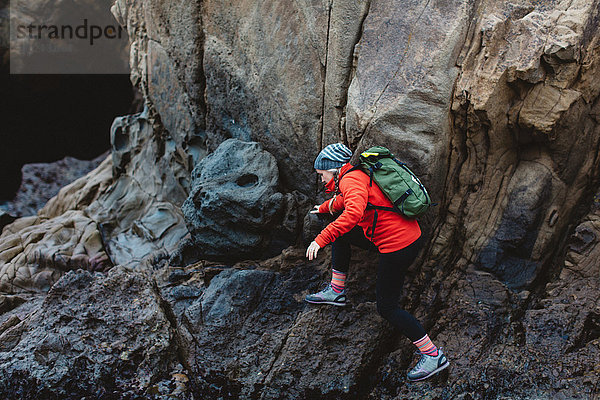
[153,251,393,400]
[0,154,107,218]
[477,162,554,289]
[0,210,15,233]
[0,268,186,399]
[181,139,285,261]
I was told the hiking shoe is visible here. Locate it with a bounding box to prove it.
[407,348,449,382]
[305,283,346,306]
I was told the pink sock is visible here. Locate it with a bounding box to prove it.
[330,269,346,293]
[413,334,439,357]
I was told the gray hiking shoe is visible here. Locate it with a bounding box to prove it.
[407,348,449,382]
[305,283,346,306]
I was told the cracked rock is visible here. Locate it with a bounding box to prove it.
[0,268,181,399]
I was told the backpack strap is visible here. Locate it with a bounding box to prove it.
[344,164,363,176]
[340,164,399,240]
[343,163,382,187]
[368,206,378,241]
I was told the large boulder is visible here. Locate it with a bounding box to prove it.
[180,139,286,261]
[154,247,393,400]
[0,268,185,399]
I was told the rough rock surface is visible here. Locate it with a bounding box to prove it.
[0,0,599,398]
[155,246,393,400]
[0,210,111,294]
[179,139,308,261]
[200,0,327,193]
[345,0,468,200]
[0,268,185,399]
[0,110,189,293]
[0,153,107,218]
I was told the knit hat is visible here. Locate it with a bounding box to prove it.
[313,143,353,170]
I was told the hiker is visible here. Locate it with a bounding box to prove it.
[305,143,449,382]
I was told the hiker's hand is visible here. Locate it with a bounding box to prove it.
[310,205,320,214]
[306,241,321,260]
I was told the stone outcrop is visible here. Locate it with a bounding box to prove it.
[179,139,309,262]
[430,0,600,286]
[0,109,189,294]
[0,268,184,399]
[0,0,599,398]
[155,246,393,399]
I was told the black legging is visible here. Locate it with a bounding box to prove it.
[331,226,426,342]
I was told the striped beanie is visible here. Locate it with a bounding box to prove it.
[314,143,353,170]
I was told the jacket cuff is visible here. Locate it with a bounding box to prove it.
[314,236,327,248]
[318,202,329,214]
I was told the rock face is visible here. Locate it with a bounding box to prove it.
[0,0,599,398]
[180,139,287,261]
[200,0,338,193]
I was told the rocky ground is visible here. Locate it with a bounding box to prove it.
[2,232,598,399]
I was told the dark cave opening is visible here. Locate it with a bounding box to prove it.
[0,67,138,200]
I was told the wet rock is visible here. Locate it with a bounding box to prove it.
[170,285,203,301]
[269,191,312,253]
[168,269,191,283]
[0,294,26,315]
[523,211,600,371]
[199,268,274,326]
[155,258,391,399]
[181,139,285,261]
[477,162,554,289]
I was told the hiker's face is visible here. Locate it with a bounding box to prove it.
[316,169,334,184]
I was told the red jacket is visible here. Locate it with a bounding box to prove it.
[314,163,421,253]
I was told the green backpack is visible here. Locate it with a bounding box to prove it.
[346,146,434,222]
